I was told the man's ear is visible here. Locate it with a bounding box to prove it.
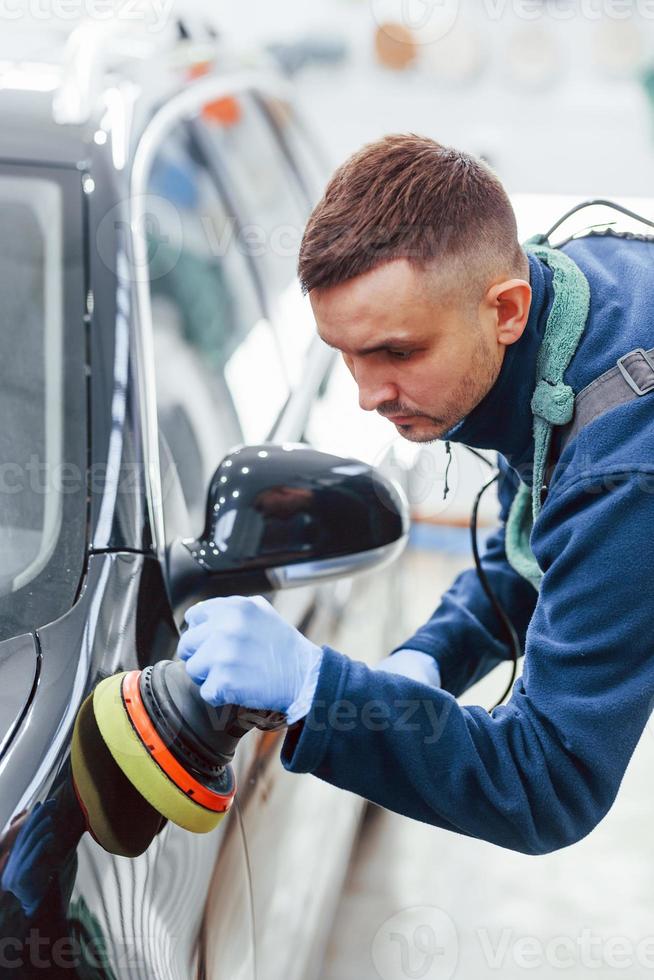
[484,279,532,347]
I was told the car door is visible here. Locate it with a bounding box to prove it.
[240,352,411,980]
[141,107,299,980]
[135,78,367,980]
[192,89,405,980]
[138,77,410,980]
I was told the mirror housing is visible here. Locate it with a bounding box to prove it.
[168,443,409,608]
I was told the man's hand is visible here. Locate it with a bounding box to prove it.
[178,596,324,724]
[376,648,441,687]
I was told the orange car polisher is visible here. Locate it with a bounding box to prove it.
[71,660,286,857]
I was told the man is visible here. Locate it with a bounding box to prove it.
[178,135,654,855]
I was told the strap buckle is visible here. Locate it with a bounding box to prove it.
[616,348,654,396]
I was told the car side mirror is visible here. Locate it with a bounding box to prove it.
[167,443,409,609]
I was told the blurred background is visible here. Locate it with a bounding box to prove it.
[206,0,654,534]
[217,0,654,192]
[7,0,654,523]
[197,6,654,977]
[208,5,654,978]
[5,2,654,976]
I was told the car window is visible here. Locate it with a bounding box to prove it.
[199,92,307,295]
[147,123,290,536]
[255,93,329,208]
[196,93,318,385]
[0,168,86,640]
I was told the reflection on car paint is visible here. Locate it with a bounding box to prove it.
[0,771,115,979]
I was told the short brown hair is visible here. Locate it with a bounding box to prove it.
[298,134,527,297]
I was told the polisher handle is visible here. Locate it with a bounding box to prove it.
[143,661,288,774]
[174,664,288,735]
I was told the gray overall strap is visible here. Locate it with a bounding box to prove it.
[559,346,654,456]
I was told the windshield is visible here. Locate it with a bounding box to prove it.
[0,167,86,641]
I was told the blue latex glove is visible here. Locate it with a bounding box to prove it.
[376,648,441,687]
[178,596,324,725]
[1,800,58,918]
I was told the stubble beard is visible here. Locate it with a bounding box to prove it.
[392,331,502,445]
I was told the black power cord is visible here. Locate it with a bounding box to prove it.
[442,443,521,710]
[534,198,654,248]
[462,198,654,710]
[469,463,522,710]
[442,200,654,710]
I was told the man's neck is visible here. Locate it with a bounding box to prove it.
[441,252,554,483]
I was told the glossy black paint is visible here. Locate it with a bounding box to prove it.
[0,554,209,978]
[0,93,89,168]
[0,55,407,980]
[0,85,160,557]
[0,76,278,979]
[0,634,37,761]
[168,443,408,605]
[85,141,155,555]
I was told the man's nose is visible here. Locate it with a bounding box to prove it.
[353,363,398,412]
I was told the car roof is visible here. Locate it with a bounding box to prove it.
[0,22,248,170]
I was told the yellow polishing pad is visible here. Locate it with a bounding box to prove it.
[93,672,226,834]
[71,692,164,857]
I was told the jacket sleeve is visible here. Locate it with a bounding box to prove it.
[390,455,538,697]
[280,470,654,854]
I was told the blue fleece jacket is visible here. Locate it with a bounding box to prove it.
[280,231,654,855]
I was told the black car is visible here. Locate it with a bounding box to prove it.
[0,25,408,980]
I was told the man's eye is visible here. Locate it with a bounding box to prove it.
[388,350,413,360]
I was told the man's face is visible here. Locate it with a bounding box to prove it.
[310,258,530,443]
